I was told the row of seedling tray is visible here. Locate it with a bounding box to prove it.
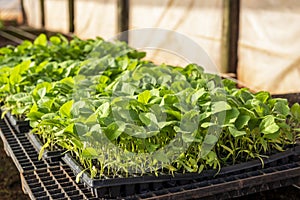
[0,113,97,200]
[1,109,300,199]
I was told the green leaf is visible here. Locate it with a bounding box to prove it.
[120,82,136,96]
[138,90,151,104]
[212,101,231,114]
[9,68,21,85]
[37,87,47,98]
[229,127,246,138]
[82,147,98,159]
[165,109,181,120]
[54,129,64,137]
[201,122,216,128]
[85,113,98,124]
[259,115,280,134]
[124,124,150,138]
[153,151,170,163]
[191,88,206,105]
[59,100,73,118]
[220,144,234,155]
[205,151,217,163]
[41,113,56,120]
[199,111,212,122]
[50,36,61,45]
[19,60,31,73]
[247,118,258,130]
[182,132,195,143]
[260,138,268,152]
[34,34,47,46]
[235,114,251,130]
[158,121,176,129]
[255,91,270,103]
[32,82,52,98]
[285,129,294,141]
[74,122,88,135]
[128,50,146,59]
[224,108,240,125]
[291,103,300,121]
[27,111,44,121]
[97,102,110,118]
[263,131,280,139]
[70,138,83,149]
[139,112,158,126]
[38,141,49,160]
[105,121,125,140]
[90,124,101,134]
[203,135,218,145]
[0,47,12,54]
[274,101,290,116]
[161,94,179,106]
[64,123,74,133]
[239,107,256,118]
[250,99,270,117]
[76,169,87,183]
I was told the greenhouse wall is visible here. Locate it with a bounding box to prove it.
[239,0,300,94]
[23,0,42,28]
[0,0,22,23]
[74,0,117,40]
[44,0,69,33]
[129,0,222,71]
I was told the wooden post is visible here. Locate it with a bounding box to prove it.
[220,0,240,74]
[40,0,45,28]
[117,0,130,42]
[20,0,28,25]
[68,0,75,33]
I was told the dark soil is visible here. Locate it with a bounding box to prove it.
[0,140,30,200]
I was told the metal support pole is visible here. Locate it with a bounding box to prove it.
[20,0,28,25]
[117,0,130,42]
[220,0,240,74]
[40,0,45,28]
[68,0,75,33]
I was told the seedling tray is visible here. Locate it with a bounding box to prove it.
[0,117,48,172]
[63,145,300,198]
[21,165,98,200]
[2,112,299,200]
[5,111,30,133]
[128,161,300,200]
[0,115,98,200]
[27,132,64,163]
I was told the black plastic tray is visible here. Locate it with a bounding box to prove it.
[128,161,300,200]
[5,111,30,133]
[62,145,300,198]
[27,132,64,163]
[21,165,98,200]
[2,112,300,200]
[0,117,48,172]
[0,115,98,200]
